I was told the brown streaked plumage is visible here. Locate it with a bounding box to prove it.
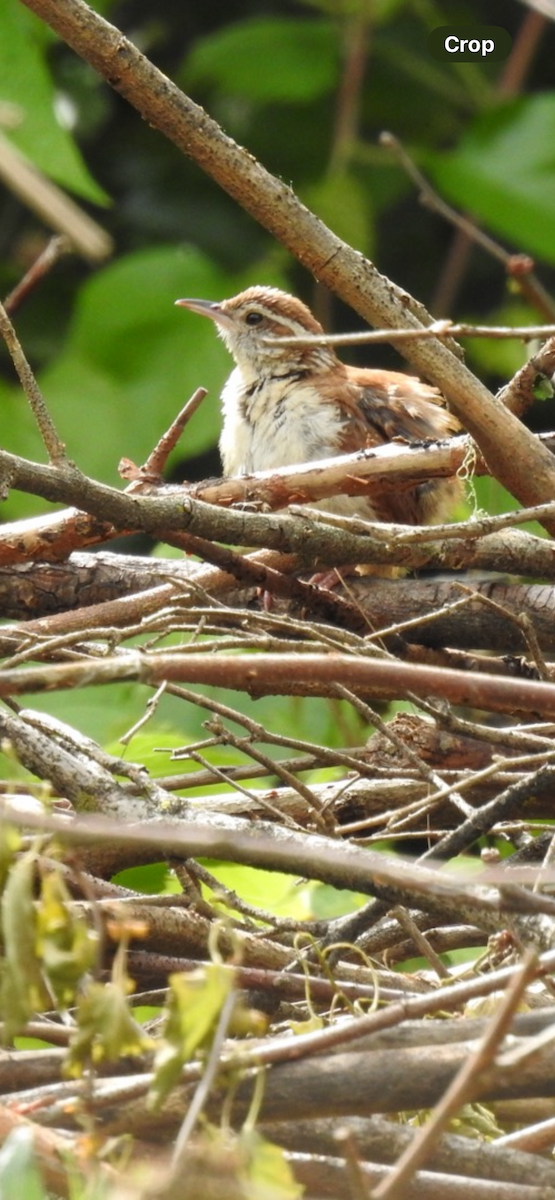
[175,286,462,526]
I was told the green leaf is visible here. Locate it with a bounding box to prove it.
[36,871,99,1006]
[203,862,312,920]
[1,852,50,1039]
[0,1129,47,1200]
[0,4,108,204]
[239,1129,304,1200]
[428,94,555,265]
[182,17,340,102]
[533,374,555,402]
[113,862,175,895]
[150,964,234,1107]
[308,881,366,919]
[67,978,151,1074]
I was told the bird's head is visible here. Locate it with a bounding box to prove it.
[175,285,337,374]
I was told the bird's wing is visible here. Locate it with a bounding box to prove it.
[352,369,461,445]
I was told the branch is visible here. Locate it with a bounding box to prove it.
[3,649,555,717]
[2,428,554,564]
[380,130,555,323]
[269,1114,555,1191]
[0,437,470,562]
[4,234,71,315]
[262,322,555,348]
[497,338,555,417]
[370,950,539,1200]
[0,302,69,464]
[4,798,555,942]
[0,128,112,263]
[2,558,555,654]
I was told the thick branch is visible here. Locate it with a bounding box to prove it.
[3,437,555,577]
[5,802,555,951]
[2,557,555,658]
[0,435,471,563]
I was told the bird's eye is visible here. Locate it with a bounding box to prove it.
[245,311,264,326]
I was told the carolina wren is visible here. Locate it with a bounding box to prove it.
[175,286,462,526]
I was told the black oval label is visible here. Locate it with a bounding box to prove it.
[428,26,512,62]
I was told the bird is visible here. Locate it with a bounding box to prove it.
[175,285,462,527]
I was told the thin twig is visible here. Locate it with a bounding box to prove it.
[262,319,555,349]
[0,301,70,465]
[3,235,71,315]
[184,746,305,831]
[170,985,237,1168]
[387,907,450,980]
[419,762,555,865]
[289,497,555,542]
[454,584,551,680]
[121,387,209,480]
[0,129,113,264]
[380,130,555,323]
[372,950,540,1200]
[380,132,511,264]
[201,718,332,831]
[335,1126,371,1200]
[495,1113,555,1154]
[333,686,472,821]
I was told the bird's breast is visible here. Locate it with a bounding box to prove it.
[219,369,350,476]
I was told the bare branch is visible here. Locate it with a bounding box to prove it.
[120,387,209,481]
[0,302,70,465]
[3,234,71,315]
[0,128,113,263]
[262,321,555,349]
[3,648,555,718]
[371,950,539,1200]
[380,130,555,323]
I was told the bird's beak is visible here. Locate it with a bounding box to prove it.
[175,297,234,331]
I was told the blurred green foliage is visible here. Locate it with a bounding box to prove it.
[0,4,108,202]
[0,1128,46,1200]
[429,93,555,266]
[182,15,341,102]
